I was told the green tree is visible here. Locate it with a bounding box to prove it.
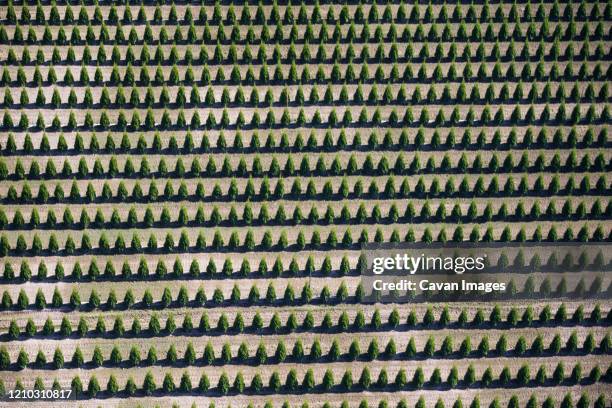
[424,336,435,357]
[142,371,156,395]
[321,369,334,391]
[87,375,100,397]
[413,367,425,389]
[107,374,119,395]
[52,348,64,369]
[302,369,315,391]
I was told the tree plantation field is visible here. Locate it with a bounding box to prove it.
[0,1,611,408]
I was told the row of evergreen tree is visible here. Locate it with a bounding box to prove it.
[5,360,612,398]
[3,198,609,232]
[3,243,608,278]
[4,0,605,27]
[3,103,610,133]
[4,297,610,337]
[4,81,608,111]
[1,223,608,258]
[4,126,606,154]
[2,261,607,310]
[2,373,608,408]
[2,332,609,373]
[3,151,608,182]
[1,15,609,47]
[2,52,609,87]
[4,173,609,206]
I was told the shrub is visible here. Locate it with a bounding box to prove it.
[0,347,10,369]
[302,369,315,391]
[458,337,471,357]
[359,367,372,389]
[570,363,582,384]
[413,367,425,389]
[142,371,156,395]
[107,375,119,395]
[388,308,400,328]
[430,368,442,386]
[424,336,435,357]
[87,375,100,397]
[478,336,489,357]
[440,336,453,356]
[321,369,334,391]
[553,362,565,384]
